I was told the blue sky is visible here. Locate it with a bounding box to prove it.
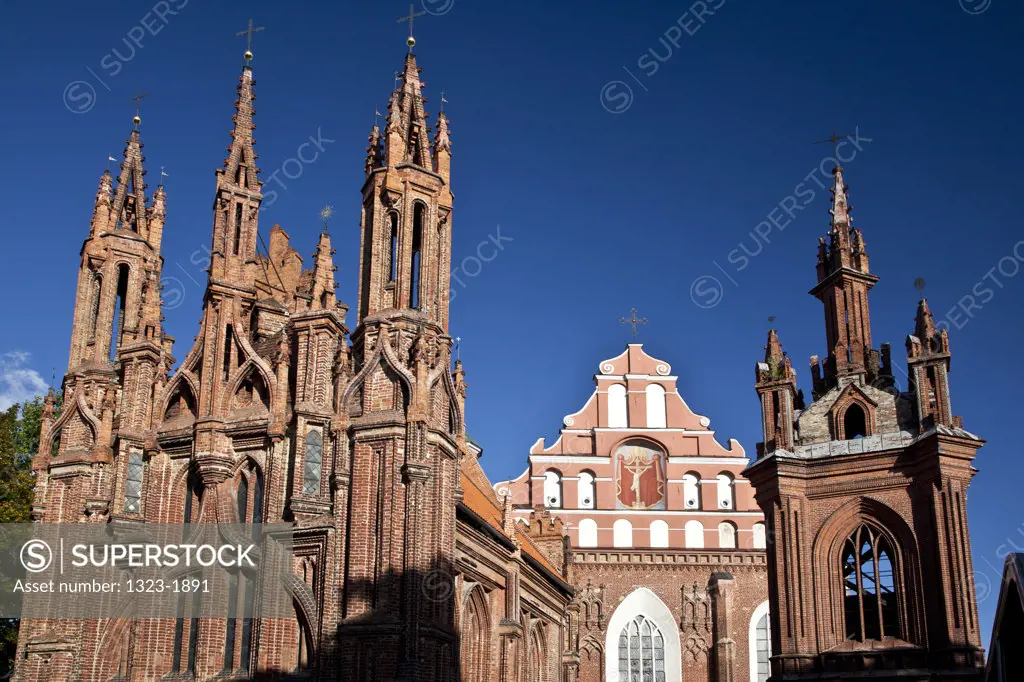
[1,0,1022,649]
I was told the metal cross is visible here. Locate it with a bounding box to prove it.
[237,18,265,54]
[813,127,855,160]
[398,4,427,40]
[374,107,382,128]
[129,89,149,117]
[439,89,448,112]
[620,308,648,340]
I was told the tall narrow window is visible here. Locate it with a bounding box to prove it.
[613,519,633,548]
[223,324,234,382]
[543,470,562,508]
[717,473,734,510]
[577,471,596,509]
[578,518,598,548]
[617,615,665,682]
[718,521,737,549]
[752,607,771,682]
[172,472,201,674]
[842,525,899,641]
[89,274,102,341]
[227,463,263,672]
[645,384,666,428]
[389,213,399,282]
[124,451,144,513]
[682,473,700,510]
[109,264,129,361]
[233,203,243,256]
[608,384,628,428]
[685,520,704,548]
[303,430,323,495]
[410,203,424,308]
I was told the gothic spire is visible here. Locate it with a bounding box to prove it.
[309,230,338,310]
[109,124,149,238]
[385,52,433,167]
[219,63,260,192]
[90,170,113,236]
[818,165,870,280]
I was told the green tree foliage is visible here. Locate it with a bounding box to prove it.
[0,392,61,675]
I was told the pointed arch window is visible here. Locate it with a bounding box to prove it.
[843,404,868,439]
[410,203,425,309]
[109,264,130,361]
[89,273,102,341]
[225,461,263,672]
[303,429,323,496]
[172,470,202,675]
[233,203,243,256]
[617,615,666,682]
[841,525,899,641]
[388,213,399,282]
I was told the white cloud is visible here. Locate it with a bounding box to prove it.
[0,351,49,411]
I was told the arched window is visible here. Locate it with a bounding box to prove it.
[172,471,202,675]
[303,430,323,495]
[460,586,490,682]
[225,461,263,672]
[613,519,633,548]
[685,520,704,548]
[752,522,767,550]
[578,518,598,548]
[718,521,737,549]
[608,383,628,428]
[645,384,666,428]
[717,473,734,510]
[682,473,700,510]
[578,470,596,509]
[844,404,868,439]
[543,470,562,508]
[89,273,102,341]
[841,525,899,641]
[233,203,243,256]
[617,615,666,681]
[748,601,771,682]
[650,520,669,548]
[124,450,145,514]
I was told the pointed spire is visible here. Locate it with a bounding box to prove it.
[435,111,451,152]
[384,53,433,168]
[90,170,113,236]
[365,124,383,176]
[817,165,870,281]
[219,64,260,192]
[309,231,338,310]
[109,126,149,238]
[757,328,796,385]
[829,165,852,228]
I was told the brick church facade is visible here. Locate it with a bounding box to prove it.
[13,35,986,682]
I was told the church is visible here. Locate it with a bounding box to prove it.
[13,25,987,682]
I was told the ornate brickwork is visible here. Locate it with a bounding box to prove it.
[747,164,985,681]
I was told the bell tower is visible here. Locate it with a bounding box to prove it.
[336,31,465,680]
[745,162,985,681]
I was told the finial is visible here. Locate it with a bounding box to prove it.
[106,155,117,172]
[619,307,648,340]
[914,277,926,296]
[319,204,334,233]
[129,89,149,129]
[398,3,426,51]
[768,315,776,329]
[439,89,448,113]
[160,166,169,184]
[236,18,265,65]
[374,106,382,128]
[455,336,462,361]
[813,127,854,165]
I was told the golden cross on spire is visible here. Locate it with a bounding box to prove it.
[814,127,855,162]
[129,89,149,128]
[620,308,648,340]
[397,3,426,50]
[236,18,265,63]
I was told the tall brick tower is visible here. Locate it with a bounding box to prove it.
[335,42,463,681]
[745,164,985,681]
